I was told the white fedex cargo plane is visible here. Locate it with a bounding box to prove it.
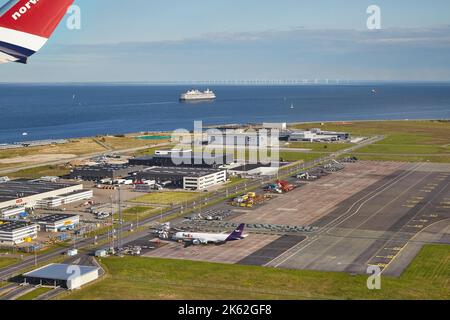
[0,0,74,64]
[173,224,247,247]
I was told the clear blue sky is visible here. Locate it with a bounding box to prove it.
[3,0,450,82]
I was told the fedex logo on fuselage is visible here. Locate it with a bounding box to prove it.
[12,0,40,21]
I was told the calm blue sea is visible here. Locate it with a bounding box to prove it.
[0,84,449,143]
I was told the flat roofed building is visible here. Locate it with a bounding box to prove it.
[23,263,99,290]
[0,179,84,210]
[36,190,93,209]
[34,214,80,233]
[70,164,144,181]
[137,167,227,190]
[288,129,350,142]
[0,220,38,245]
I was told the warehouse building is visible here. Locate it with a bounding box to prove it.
[129,149,233,168]
[70,164,144,181]
[288,128,350,142]
[137,167,227,190]
[0,179,85,211]
[34,214,80,233]
[36,190,93,209]
[23,263,100,290]
[0,220,38,245]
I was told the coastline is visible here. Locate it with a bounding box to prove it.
[2,118,449,146]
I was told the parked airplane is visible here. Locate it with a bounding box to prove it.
[173,224,247,247]
[0,0,74,64]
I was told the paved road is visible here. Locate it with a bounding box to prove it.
[0,284,35,300]
[33,287,66,300]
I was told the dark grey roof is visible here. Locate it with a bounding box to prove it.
[0,220,36,232]
[34,214,79,223]
[141,166,224,177]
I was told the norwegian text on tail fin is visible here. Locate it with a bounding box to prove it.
[226,224,246,241]
[0,0,74,64]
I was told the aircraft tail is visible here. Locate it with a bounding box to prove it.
[226,224,245,241]
[0,0,74,63]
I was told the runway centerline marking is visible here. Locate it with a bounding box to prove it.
[266,163,425,268]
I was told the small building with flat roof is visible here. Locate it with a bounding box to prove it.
[0,220,38,245]
[0,205,27,219]
[34,214,80,233]
[23,263,100,290]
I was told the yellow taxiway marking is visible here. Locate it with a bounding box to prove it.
[385,247,402,251]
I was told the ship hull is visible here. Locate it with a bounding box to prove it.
[179,94,216,101]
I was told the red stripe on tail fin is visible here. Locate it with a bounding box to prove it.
[0,0,74,38]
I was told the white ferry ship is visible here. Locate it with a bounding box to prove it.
[179,89,216,101]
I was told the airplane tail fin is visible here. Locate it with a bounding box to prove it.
[0,0,74,63]
[226,224,245,241]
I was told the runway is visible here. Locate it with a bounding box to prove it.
[237,235,306,266]
[265,163,450,275]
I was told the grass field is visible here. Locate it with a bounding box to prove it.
[63,244,449,300]
[0,257,20,269]
[134,145,174,157]
[7,165,71,179]
[284,142,353,152]
[279,151,325,162]
[17,287,53,300]
[0,139,104,161]
[130,191,204,206]
[0,136,171,172]
[101,135,170,150]
[119,206,161,222]
[292,120,450,162]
